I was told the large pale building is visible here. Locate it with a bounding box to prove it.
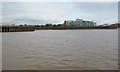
[64,19,97,27]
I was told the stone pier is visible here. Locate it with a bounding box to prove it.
[1,26,35,32]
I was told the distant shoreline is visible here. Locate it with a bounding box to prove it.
[34,26,118,30]
[1,26,118,32]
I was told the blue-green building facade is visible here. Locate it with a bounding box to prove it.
[65,19,97,27]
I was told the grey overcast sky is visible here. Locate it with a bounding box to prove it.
[1,2,118,25]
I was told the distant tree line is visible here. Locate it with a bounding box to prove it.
[18,24,64,28]
[18,23,120,29]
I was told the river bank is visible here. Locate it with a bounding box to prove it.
[1,26,118,32]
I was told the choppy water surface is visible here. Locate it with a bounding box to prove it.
[2,30,118,70]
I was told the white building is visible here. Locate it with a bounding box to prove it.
[65,19,97,27]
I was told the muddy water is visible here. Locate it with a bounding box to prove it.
[2,30,118,70]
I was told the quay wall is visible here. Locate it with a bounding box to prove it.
[0,26,118,32]
[34,26,117,30]
[1,26,35,32]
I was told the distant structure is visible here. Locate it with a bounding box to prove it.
[0,24,35,32]
[103,24,109,26]
[64,19,97,27]
[110,23,120,28]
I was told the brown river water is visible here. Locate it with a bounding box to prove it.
[2,29,118,70]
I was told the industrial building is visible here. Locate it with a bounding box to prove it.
[64,19,97,27]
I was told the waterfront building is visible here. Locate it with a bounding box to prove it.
[103,24,109,26]
[110,23,120,28]
[64,19,97,27]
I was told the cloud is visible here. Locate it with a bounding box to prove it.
[2,2,118,25]
[1,0,120,2]
[118,2,120,23]
[2,2,72,24]
[0,3,1,14]
[2,17,62,25]
[72,2,118,24]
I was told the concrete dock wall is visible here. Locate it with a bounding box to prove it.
[1,26,35,32]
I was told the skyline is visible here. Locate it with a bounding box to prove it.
[1,2,118,25]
